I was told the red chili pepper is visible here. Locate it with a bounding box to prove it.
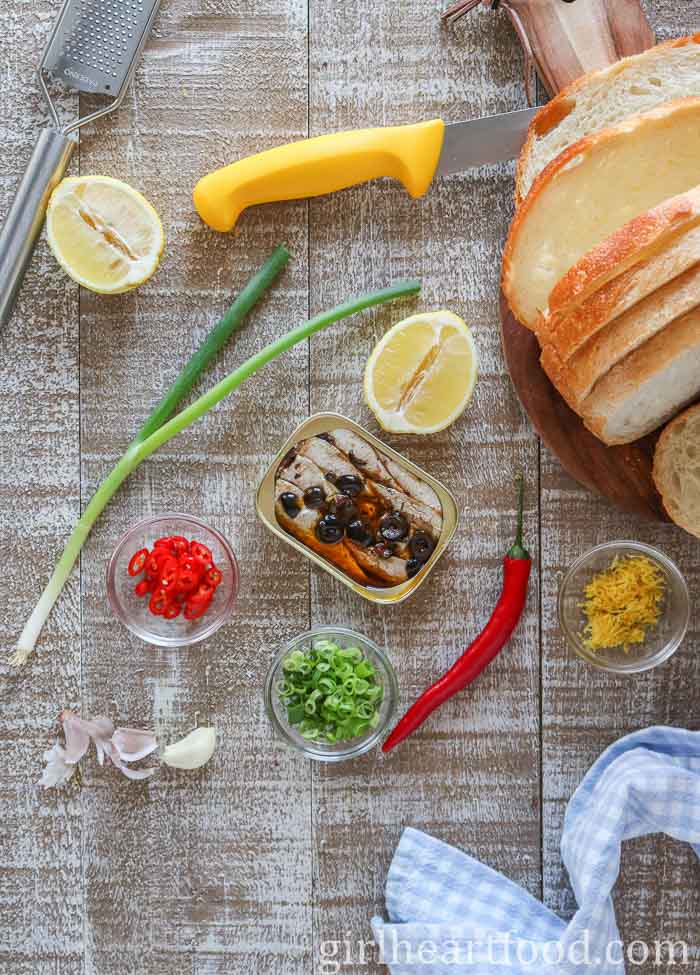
[177,568,198,593]
[169,536,190,558]
[134,579,152,598]
[163,601,182,620]
[191,581,214,604]
[149,588,170,616]
[145,550,167,578]
[206,566,222,587]
[127,548,148,577]
[382,475,532,754]
[190,541,212,562]
[159,557,180,590]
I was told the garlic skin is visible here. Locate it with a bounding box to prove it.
[162,727,216,770]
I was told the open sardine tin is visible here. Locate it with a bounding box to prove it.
[256,413,458,604]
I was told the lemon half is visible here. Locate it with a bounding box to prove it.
[46,175,164,294]
[364,310,478,434]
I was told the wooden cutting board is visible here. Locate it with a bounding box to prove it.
[497,0,669,520]
[500,295,668,520]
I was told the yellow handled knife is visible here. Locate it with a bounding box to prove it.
[193,107,537,232]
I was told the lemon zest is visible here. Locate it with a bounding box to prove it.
[581,555,665,653]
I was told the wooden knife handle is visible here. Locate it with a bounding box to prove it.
[505,0,655,96]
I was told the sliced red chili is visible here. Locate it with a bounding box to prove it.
[190,541,212,562]
[134,579,151,597]
[159,557,180,590]
[163,601,181,620]
[192,581,214,603]
[153,536,174,551]
[145,550,168,578]
[177,568,198,593]
[206,566,223,587]
[127,548,148,577]
[179,555,202,575]
[149,588,170,616]
[169,536,190,558]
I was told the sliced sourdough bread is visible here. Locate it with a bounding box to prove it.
[502,98,700,330]
[516,34,700,204]
[539,195,700,354]
[581,307,700,445]
[653,403,700,537]
[541,262,700,407]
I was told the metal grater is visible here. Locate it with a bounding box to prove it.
[44,0,161,100]
[0,0,161,328]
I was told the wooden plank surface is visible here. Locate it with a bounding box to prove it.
[0,2,697,974]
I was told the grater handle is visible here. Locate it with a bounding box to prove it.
[0,128,75,328]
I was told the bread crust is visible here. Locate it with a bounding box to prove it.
[514,33,700,206]
[503,96,700,329]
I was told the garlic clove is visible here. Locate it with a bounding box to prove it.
[112,727,158,763]
[162,727,216,770]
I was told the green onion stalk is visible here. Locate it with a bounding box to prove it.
[12,272,420,665]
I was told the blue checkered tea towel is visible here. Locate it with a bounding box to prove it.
[371,727,700,973]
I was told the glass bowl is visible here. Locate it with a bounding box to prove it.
[106,513,239,647]
[558,541,689,674]
[264,626,399,762]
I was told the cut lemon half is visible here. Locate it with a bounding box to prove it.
[46,175,164,294]
[364,310,478,434]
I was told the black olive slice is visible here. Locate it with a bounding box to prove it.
[379,511,409,542]
[280,492,301,518]
[409,531,435,562]
[346,518,373,547]
[303,485,326,509]
[336,473,363,497]
[316,515,344,544]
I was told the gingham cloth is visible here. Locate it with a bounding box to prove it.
[371,727,700,974]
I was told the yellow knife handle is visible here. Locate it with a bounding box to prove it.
[193,119,445,232]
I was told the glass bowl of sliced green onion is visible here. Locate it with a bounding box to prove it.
[264,626,399,762]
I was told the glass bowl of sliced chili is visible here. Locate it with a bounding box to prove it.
[558,541,689,673]
[264,626,399,761]
[107,513,239,647]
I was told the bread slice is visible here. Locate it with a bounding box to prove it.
[653,403,700,537]
[502,98,700,329]
[539,194,700,354]
[541,262,700,407]
[516,34,700,204]
[581,307,700,445]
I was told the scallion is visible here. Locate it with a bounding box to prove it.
[277,638,385,744]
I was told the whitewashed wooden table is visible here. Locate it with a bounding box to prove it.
[2,2,698,973]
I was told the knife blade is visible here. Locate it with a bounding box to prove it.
[435,107,538,176]
[193,106,539,232]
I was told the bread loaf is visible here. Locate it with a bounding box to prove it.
[503,98,700,330]
[516,34,700,204]
[653,403,700,537]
